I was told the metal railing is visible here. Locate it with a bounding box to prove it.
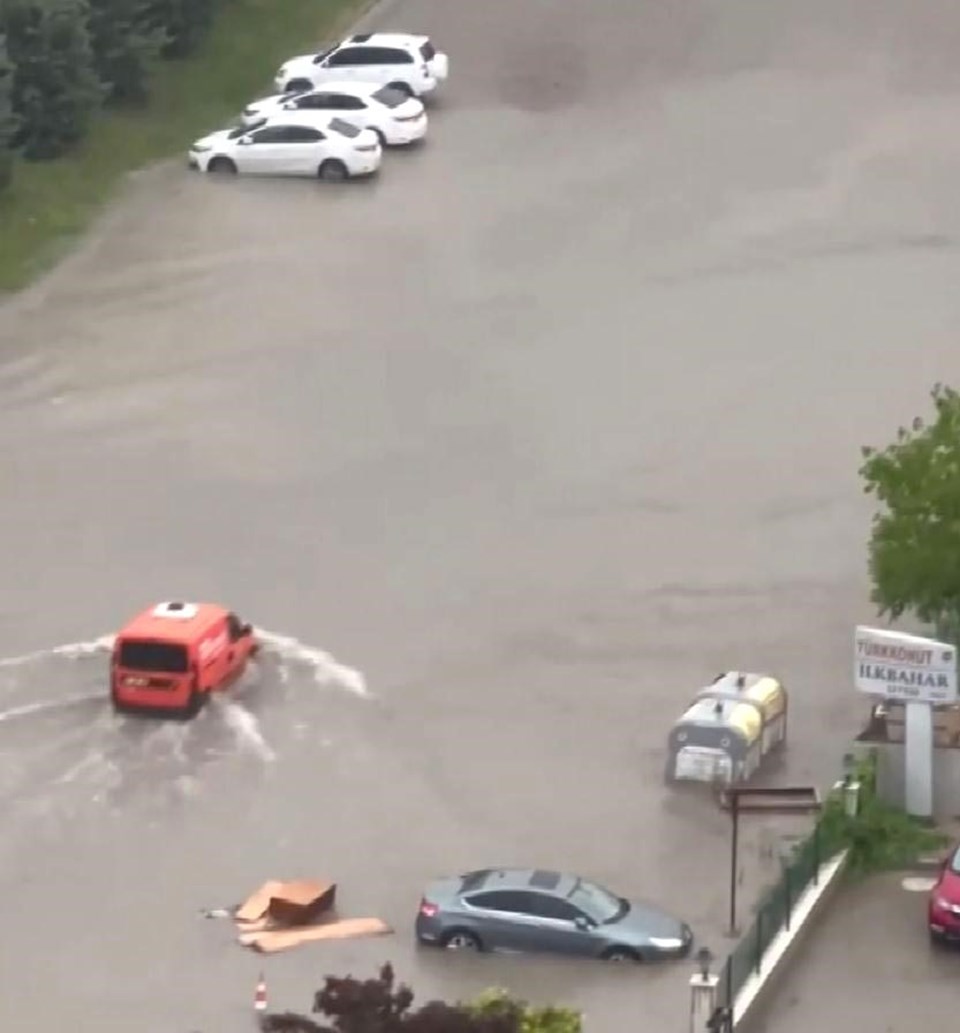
[717,824,821,1008]
[715,755,874,1011]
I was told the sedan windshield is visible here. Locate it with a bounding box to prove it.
[229,119,264,139]
[568,880,624,924]
[950,845,960,873]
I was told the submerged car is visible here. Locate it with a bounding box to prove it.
[929,841,960,943]
[416,867,693,962]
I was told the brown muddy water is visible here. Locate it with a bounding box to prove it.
[1,0,960,1029]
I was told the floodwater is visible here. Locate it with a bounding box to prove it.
[1,0,960,1028]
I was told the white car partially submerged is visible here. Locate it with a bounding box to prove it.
[274,32,448,98]
[188,117,381,181]
[241,82,428,146]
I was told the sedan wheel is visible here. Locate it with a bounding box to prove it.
[603,947,640,963]
[318,159,348,182]
[442,930,481,951]
[208,157,237,175]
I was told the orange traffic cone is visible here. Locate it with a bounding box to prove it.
[254,973,268,1012]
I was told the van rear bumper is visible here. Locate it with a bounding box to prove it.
[112,679,193,714]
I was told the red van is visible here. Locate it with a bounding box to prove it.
[111,601,258,718]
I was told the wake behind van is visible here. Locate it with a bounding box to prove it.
[111,601,257,718]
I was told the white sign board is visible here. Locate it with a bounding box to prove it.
[855,626,958,704]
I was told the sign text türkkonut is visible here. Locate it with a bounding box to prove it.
[855,626,958,704]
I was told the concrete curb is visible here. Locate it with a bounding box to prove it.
[733,850,850,1031]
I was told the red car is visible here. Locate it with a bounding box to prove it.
[928,842,960,943]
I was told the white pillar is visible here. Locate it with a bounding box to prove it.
[689,974,719,1033]
[904,701,934,818]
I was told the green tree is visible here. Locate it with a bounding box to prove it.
[0,31,17,190]
[859,383,960,643]
[143,0,218,59]
[2,0,102,160]
[86,0,162,104]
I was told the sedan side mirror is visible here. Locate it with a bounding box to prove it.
[574,916,592,931]
[237,137,251,145]
[282,101,295,110]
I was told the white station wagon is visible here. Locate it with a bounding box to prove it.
[274,32,449,98]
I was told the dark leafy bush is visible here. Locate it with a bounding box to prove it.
[259,964,582,1033]
[143,0,218,59]
[818,753,946,875]
[86,0,163,104]
[2,0,102,160]
[0,31,16,189]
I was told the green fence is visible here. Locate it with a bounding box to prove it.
[715,757,875,1011]
[719,823,823,1007]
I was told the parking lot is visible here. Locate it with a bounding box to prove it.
[747,873,959,1032]
[1,0,960,1030]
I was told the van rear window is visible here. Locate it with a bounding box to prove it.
[118,640,189,673]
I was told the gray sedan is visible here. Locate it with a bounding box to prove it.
[415,867,693,963]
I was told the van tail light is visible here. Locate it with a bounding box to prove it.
[419,898,438,918]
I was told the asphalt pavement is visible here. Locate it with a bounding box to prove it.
[1,0,960,1030]
[746,872,959,1032]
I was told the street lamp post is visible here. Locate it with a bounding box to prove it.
[688,946,718,1033]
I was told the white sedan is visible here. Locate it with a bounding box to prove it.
[241,82,428,146]
[188,117,381,181]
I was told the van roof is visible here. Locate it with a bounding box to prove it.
[117,602,228,644]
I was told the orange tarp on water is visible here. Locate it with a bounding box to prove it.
[239,917,392,954]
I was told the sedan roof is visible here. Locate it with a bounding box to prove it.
[461,867,578,896]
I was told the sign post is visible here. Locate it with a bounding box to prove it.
[854,626,958,819]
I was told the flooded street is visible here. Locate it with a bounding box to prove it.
[1,0,960,1028]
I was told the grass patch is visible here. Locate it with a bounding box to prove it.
[0,0,369,294]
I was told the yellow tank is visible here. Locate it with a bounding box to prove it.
[739,675,786,722]
[692,673,786,744]
[726,700,763,743]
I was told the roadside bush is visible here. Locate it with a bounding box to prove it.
[2,0,103,160]
[86,0,163,104]
[818,755,946,875]
[259,964,582,1033]
[0,32,16,190]
[143,0,219,59]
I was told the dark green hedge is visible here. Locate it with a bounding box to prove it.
[0,0,222,176]
[0,31,15,188]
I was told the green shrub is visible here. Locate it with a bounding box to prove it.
[143,0,219,59]
[818,755,946,875]
[258,965,582,1033]
[86,0,163,104]
[0,32,16,190]
[2,0,103,160]
[469,989,582,1033]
